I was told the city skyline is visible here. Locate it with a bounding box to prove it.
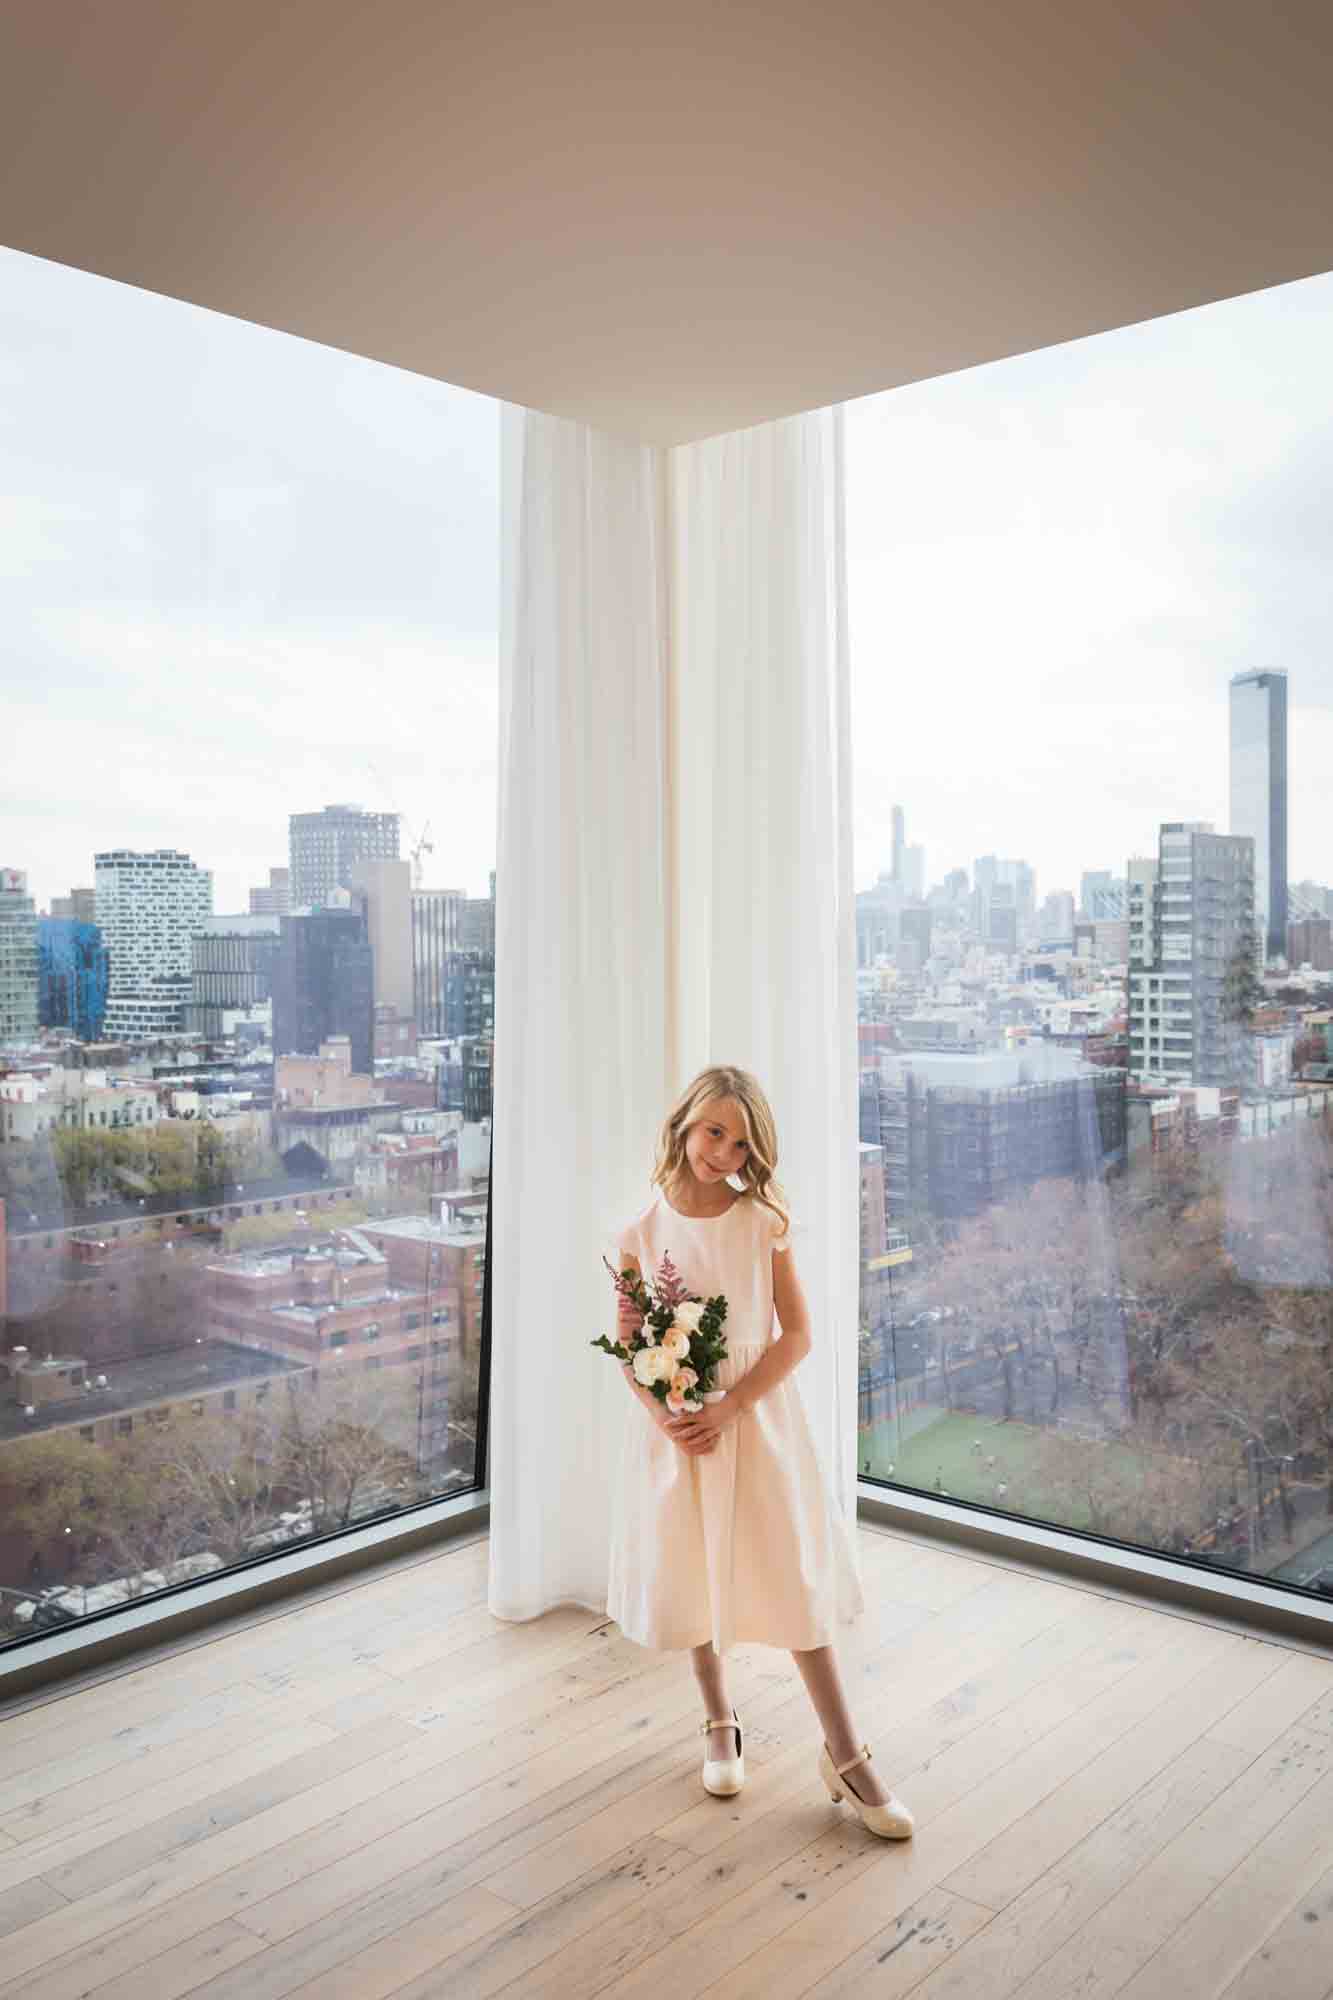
[5,249,1333,909]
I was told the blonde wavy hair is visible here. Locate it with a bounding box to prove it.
[651,1065,789,1237]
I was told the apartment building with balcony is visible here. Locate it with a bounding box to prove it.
[1129,822,1258,1090]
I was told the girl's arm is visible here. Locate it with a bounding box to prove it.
[727,1242,814,1417]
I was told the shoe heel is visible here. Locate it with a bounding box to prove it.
[827,1784,843,1803]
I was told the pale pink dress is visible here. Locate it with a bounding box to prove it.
[606,1188,865,1656]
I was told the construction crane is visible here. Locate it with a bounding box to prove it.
[365,759,433,888]
[409,822,435,890]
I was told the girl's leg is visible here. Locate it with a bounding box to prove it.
[791,1642,892,1806]
[691,1639,739,1758]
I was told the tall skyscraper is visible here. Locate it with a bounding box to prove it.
[289,805,400,911]
[0,867,40,1042]
[1229,668,1288,960]
[1128,823,1256,1089]
[272,909,374,1073]
[94,849,213,1039]
[890,804,906,884]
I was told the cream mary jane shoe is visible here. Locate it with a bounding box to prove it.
[818,1740,915,1839]
[700,1708,744,1795]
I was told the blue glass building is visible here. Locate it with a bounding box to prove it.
[38,918,110,1041]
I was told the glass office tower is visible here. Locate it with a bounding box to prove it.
[1229,668,1288,961]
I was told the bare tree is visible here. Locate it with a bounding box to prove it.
[270,1368,419,1533]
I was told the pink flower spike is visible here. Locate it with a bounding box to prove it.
[655,1250,689,1309]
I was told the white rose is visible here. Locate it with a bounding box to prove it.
[662,1328,692,1364]
[632,1347,663,1387]
[671,1301,705,1333]
[634,1345,676,1387]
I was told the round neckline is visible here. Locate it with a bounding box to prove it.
[659,1186,744,1222]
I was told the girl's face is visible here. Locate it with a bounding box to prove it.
[683,1096,752,1187]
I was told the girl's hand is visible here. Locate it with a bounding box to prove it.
[659,1408,717,1455]
[661,1398,738,1454]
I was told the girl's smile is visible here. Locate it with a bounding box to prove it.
[686,1097,752,1186]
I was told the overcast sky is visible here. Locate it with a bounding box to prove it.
[846,269,1333,900]
[2,247,500,914]
[4,247,1331,914]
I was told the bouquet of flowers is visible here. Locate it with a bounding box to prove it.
[592,1250,729,1414]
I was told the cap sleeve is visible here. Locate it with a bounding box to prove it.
[600,1210,635,1272]
[602,1202,652,1274]
[768,1206,796,1253]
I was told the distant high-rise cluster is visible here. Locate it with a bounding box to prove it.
[972,855,1035,952]
[289,804,400,911]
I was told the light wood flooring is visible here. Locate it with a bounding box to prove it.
[2,1523,1333,2000]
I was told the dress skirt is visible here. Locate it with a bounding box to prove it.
[606,1333,866,1656]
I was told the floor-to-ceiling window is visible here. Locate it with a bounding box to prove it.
[0,247,498,1649]
[848,268,1333,1602]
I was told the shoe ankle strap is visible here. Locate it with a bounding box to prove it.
[832,1741,872,1776]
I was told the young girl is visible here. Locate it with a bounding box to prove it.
[606,1063,914,1840]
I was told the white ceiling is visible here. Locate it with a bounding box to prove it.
[4,2,1333,445]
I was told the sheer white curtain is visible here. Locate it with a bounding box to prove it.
[488,407,672,1622]
[670,408,861,1527]
[488,401,861,1629]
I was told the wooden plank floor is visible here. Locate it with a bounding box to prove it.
[2,1524,1333,2000]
